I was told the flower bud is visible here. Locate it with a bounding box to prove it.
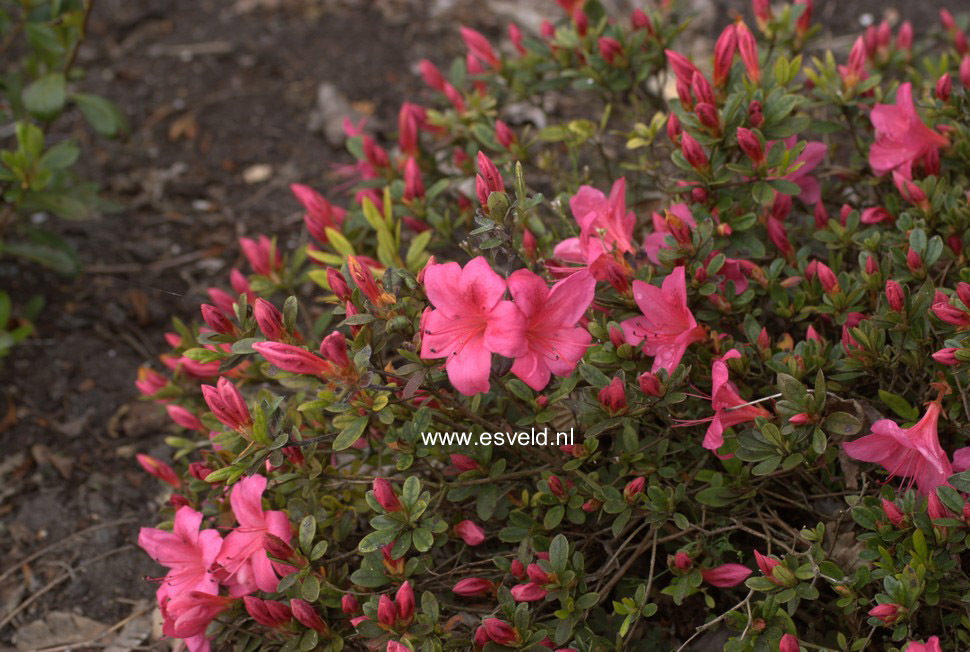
[868,603,901,624]
[483,618,518,645]
[666,112,681,144]
[341,594,360,615]
[598,376,627,414]
[403,157,425,200]
[495,120,516,149]
[508,22,526,55]
[814,201,828,229]
[713,25,737,87]
[906,248,923,274]
[201,304,235,335]
[736,127,764,165]
[510,559,525,579]
[598,37,623,65]
[395,581,414,623]
[136,454,181,488]
[779,633,799,652]
[936,73,952,102]
[881,498,905,526]
[794,0,812,37]
[680,131,708,171]
[327,267,351,303]
[418,59,446,92]
[885,280,904,312]
[736,21,760,84]
[166,404,205,432]
[961,55,970,87]
[453,578,495,596]
[454,520,486,546]
[254,298,285,341]
[623,476,645,503]
[932,348,959,365]
[547,474,566,499]
[928,492,950,520]
[377,594,396,627]
[695,102,720,131]
[752,0,772,30]
[789,413,812,426]
[766,218,793,257]
[865,255,878,275]
[251,341,331,376]
[450,454,480,473]
[632,8,654,34]
[673,551,692,571]
[244,596,291,628]
[291,599,328,633]
[201,377,252,432]
[373,478,403,512]
[638,371,662,396]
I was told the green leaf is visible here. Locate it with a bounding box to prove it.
[301,575,320,601]
[333,416,368,450]
[823,411,862,437]
[412,527,434,552]
[1,240,79,275]
[878,390,918,421]
[23,73,66,120]
[549,534,568,574]
[299,515,316,554]
[544,505,565,530]
[70,93,129,137]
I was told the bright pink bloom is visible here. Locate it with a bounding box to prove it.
[162,591,233,642]
[643,203,696,264]
[700,349,772,453]
[419,257,527,395]
[869,83,949,178]
[620,266,705,373]
[506,269,595,390]
[905,637,943,652]
[136,454,181,488]
[453,578,495,596]
[843,401,952,495]
[700,563,752,587]
[552,178,636,277]
[139,506,222,603]
[215,474,292,594]
[291,183,345,244]
[454,520,486,546]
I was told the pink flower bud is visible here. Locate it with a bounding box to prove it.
[403,157,425,200]
[695,102,720,131]
[511,582,548,602]
[736,21,760,84]
[868,603,900,624]
[779,633,799,652]
[959,31,969,56]
[752,0,772,26]
[460,26,500,70]
[638,371,662,396]
[474,626,489,647]
[395,581,414,622]
[932,302,970,327]
[547,474,566,498]
[477,151,504,195]
[736,127,764,165]
[508,23,526,55]
[244,596,291,628]
[928,492,950,520]
[860,206,892,224]
[674,551,692,571]
[961,55,970,87]
[522,228,536,260]
[136,454,181,488]
[842,36,866,89]
[680,131,708,170]
[766,218,792,257]
[483,618,518,645]
[135,366,167,397]
[666,112,682,144]
[598,37,623,65]
[885,280,904,312]
[956,282,970,309]
[623,477,646,503]
[450,454,480,473]
[454,520,486,546]
[805,325,821,342]
[794,0,812,37]
[936,73,952,102]
[341,594,360,615]
[906,248,923,273]
[291,599,328,633]
[944,9,960,33]
[201,304,234,335]
[254,298,285,341]
[348,255,393,307]
[188,462,210,481]
[373,478,402,512]
[631,9,654,34]
[691,71,715,106]
[700,563,752,587]
[598,376,627,414]
[418,59,446,92]
[318,330,352,371]
[495,120,516,149]
[240,235,281,277]
[326,267,351,303]
[896,21,913,54]
[789,413,812,426]
[251,341,331,376]
[510,559,525,579]
[453,578,495,596]
[377,594,396,627]
[933,348,959,365]
[881,498,905,526]
[527,563,552,584]
[754,550,782,584]
[201,377,252,431]
[582,498,601,512]
[166,404,205,432]
[713,24,738,87]
[865,255,878,275]
[397,102,422,156]
[292,183,346,244]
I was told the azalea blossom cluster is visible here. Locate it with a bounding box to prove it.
[134,2,970,652]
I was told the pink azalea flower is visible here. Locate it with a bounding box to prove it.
[552,178,636,274]
[139,506,223,603]
[419,257,527,395]
[869,82,949,178]
[506,269,595,391]
[162,591,234,643]
[904,636,942,652]
[781,136,827,204]
[643,203,696,264]
[454,520,486,546]
[510,582,548,601]
[214,474,293,595]
[842,400,953,495]
[700,563,752,587]
[953,446,970,472]
[620,266,705,373]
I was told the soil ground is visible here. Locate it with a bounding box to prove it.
[0,0,964,649]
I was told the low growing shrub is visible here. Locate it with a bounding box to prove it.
[135,2,970,651]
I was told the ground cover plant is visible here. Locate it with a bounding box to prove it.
[134,1,970,650]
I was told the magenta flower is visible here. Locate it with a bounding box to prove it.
[700,563,752,587]
[419,257,527,395]
[506,269,595,391]
[290,183,345,245]
[215,474,292,595]
[869,82,949,178]
[781,136,827,204]
[162,591,233,647]
[842,400,953,495]
[620,266,705,373]
[904,636,943,652]
[139,506,222,604]
[953,446,970,472]
[552,178,636,273]
[643,203,696,264]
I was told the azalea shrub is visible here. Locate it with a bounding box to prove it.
[135,2,970,651]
